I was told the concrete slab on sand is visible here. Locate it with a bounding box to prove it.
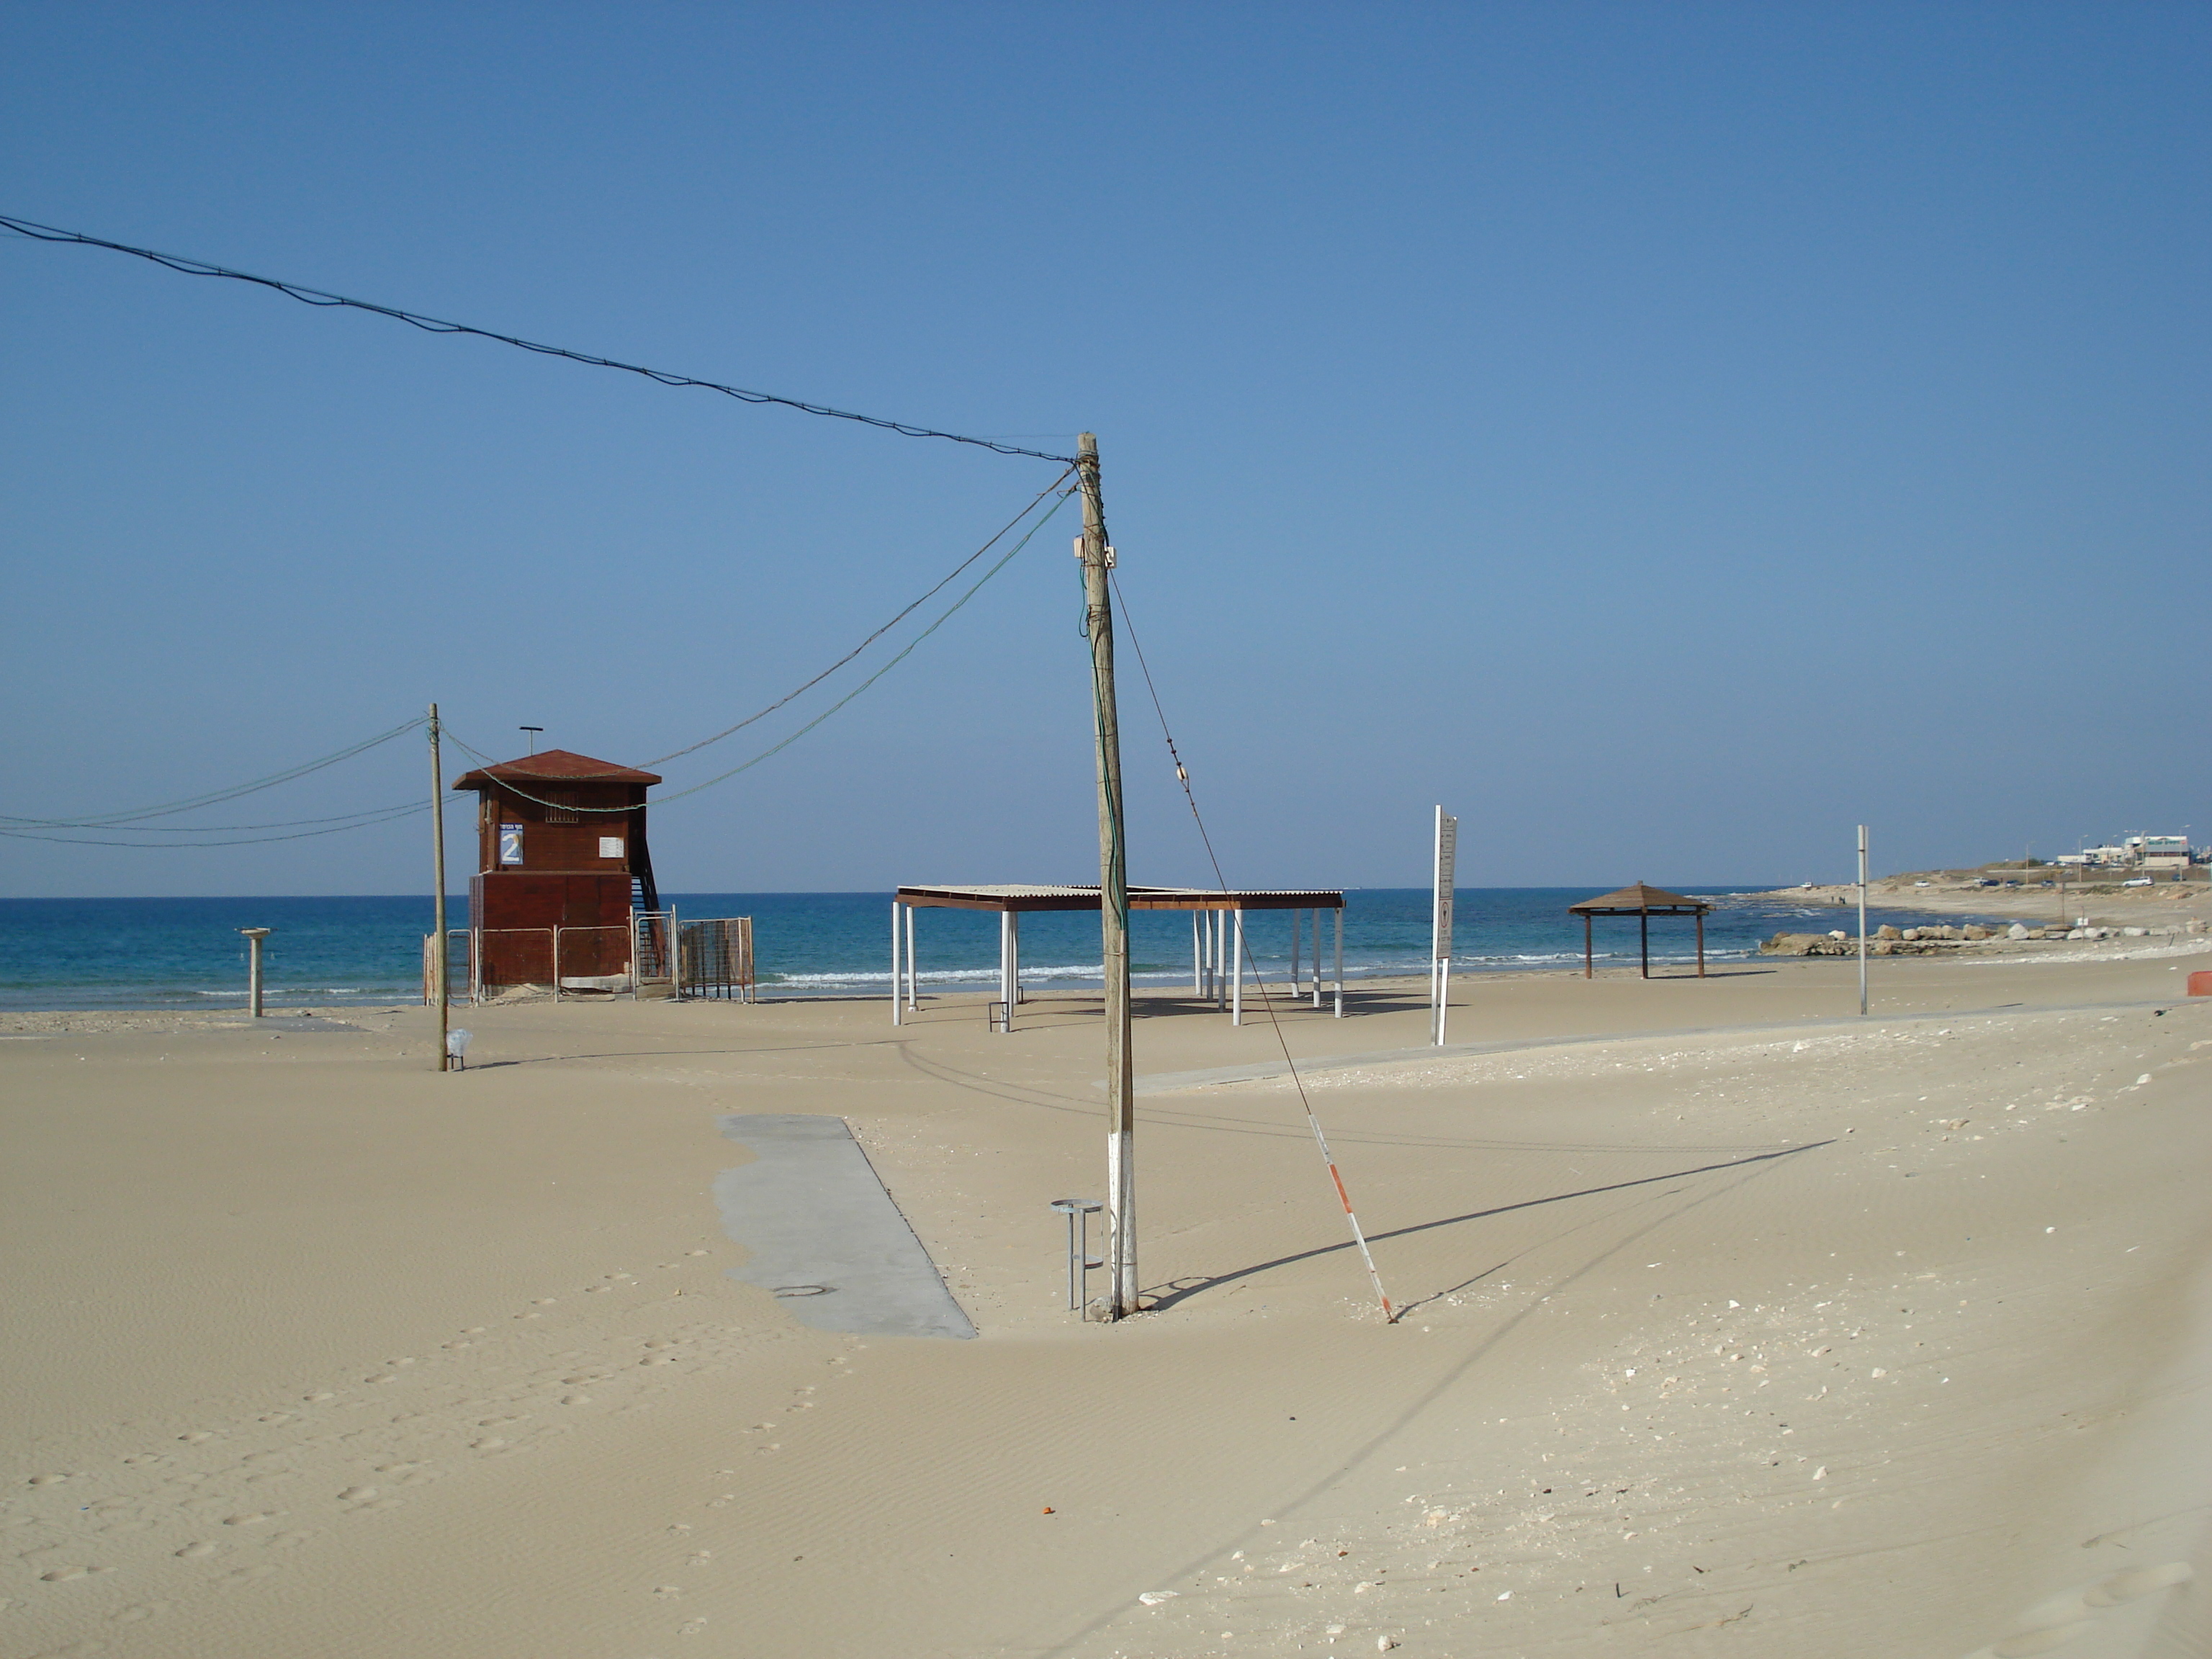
[714,1114,976,1340]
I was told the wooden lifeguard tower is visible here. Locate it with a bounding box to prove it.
[451,749,661,993]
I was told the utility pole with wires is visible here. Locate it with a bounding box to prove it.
[430,703,451,1072]
[1076,433,1137,1319]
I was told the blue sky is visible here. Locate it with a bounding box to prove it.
[4,2,2205,896]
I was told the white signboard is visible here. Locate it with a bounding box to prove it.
[498,824,524,866]
[1431,806,1458,963]
[598,836,625,858]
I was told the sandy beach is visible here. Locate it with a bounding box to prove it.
[7,936,2212,1658]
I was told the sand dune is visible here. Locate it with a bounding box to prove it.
[4,940,2209,1656]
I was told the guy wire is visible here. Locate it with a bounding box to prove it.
[1109,570,1398,1323]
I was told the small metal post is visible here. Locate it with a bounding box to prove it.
[1010,911,1022,1005]
[1192,910,1202,997]
[1231,909,1244,1025]
[1051,1199,1104,1311]
[1290,907,1302,999]
[238,928,271,1017]
[907,904,917,1010]
[891,901,903,1026]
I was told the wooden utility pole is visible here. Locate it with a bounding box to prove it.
[1076,433,1136,1318]
[429,703,451,1072]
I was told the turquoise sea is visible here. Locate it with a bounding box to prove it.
[0,889,1992,1012]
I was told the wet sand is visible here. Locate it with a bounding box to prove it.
[5,945,2210,1657]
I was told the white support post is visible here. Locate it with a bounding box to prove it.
[1290,907,1302,999]
[1857,824,1869,1017]
[1213,911,1226,1009]
[1334,907,1344,1017]
[1231,909,1244,1025]
[998,911,1010,1030]
[891,902,903,1026]
[1011,911,1022,1005]
[1192,910,1203,997]
[906,902,917,1010]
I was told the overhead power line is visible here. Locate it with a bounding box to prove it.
[0,214,1078,465]
[0,798,450,849]
[0,717,426,829]
[446,483,1076,812]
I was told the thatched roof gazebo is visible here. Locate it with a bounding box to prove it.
[1568,882,1712,979]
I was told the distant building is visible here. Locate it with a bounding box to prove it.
[2129,835,2190,872]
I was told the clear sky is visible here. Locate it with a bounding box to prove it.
[4,2,2205,897]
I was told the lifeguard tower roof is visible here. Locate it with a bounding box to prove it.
[451,748,661,789]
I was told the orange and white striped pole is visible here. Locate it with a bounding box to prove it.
[1295,1086,1394,1322]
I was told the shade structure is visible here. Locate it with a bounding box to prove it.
[1567,882,1712,979]
[887,884,1346,1030]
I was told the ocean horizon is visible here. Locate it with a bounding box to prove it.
[0,887,1997,1013]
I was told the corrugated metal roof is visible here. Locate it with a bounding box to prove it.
[896,883,1344,912]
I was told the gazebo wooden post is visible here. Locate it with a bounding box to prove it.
[1583,913,1593,978]
[1696,910,1706,977]
[1640,907,1650,979]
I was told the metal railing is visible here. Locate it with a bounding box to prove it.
[421,912,757,1004]
[678,916,755,1001]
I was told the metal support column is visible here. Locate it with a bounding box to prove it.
[891,902,903,1025]
[1334,907,1344,1017]
[1231,908,1244,1025]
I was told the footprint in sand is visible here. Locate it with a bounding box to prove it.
[562,1395,592,1406]
[222,1513,276,1527]
[336,1487,377,1504]
[111,1602,169,1624]
[174,1542,217,1560]
[27,1474,73,1488]
[40,1565,112,1582]
[652,1585,683,1599]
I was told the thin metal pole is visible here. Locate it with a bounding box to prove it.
[1231,909,1244,1025]
[891,901,903,1026]
[1192,910,1202,997]
[1640,909,1650,979]
[906,902,917,1010]
[1696,910,1706,978]
[1583,913,1593,979]
[429,703,449,1069]
[1077,432,1136,1318]
[1011,910,1022,1005]
[1857,824,1869,1017]
[1334,906,1344,1017]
